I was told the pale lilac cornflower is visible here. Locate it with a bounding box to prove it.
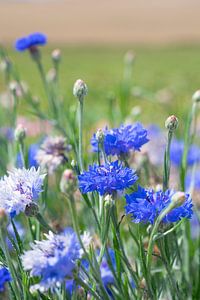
[36,136,71,174]
[0,167,45,218]
[22,229,89,293]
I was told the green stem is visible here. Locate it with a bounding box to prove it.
[0,228,22,300]
[163,130,173,191]
[78,100,84,172]
[36,213,56,234]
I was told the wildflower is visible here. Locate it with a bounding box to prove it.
[78,160,138,196]
[0,266,11,292]
[73,79,88,101]
[21,229,84,292]
[165,115,178,132]
[14,124,26,142]
[0,167,45,218]
[60,169,77,194]
[15,32,47,52]
[51,49,61,62]
[192,90,200,103]
[36,136,71,174]
[125,185,193,224]
[91,123,148,156]
[28,143,40,168]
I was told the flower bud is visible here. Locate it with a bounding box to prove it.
[73,79,88,101]
[96,129,104,143]
[0,58,11,72]
[165,115,178,132]
[9,81,19,95]
[25,203,39,217]
[192,90,200,103]
[124,51,135,65]
[14,124,26,142]
[60,169,77,194]
[46,68,57,83]
[171,191,186,208]
[52,49,61,62]
[0,208,8,228]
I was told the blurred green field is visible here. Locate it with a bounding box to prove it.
[1,44,200,131]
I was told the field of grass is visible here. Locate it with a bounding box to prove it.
[1,44,200,130]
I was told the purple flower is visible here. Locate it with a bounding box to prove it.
[21,229,84,292]
[78,161,138,196]
[0,167,45,217]
[15,33,47,52]
[125,185,193,224]
[91,123,148,156]
[0,266,11,292]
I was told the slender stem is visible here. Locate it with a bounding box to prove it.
[163,130,173,191]
[78,100,84,172]
[0,228,22,300]
[36,213,56,234]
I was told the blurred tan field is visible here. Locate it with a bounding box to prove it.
[1,0,200,44]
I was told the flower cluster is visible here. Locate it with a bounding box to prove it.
[125,185,193,224]
[91,123,148,156]
[78,160,138,196]
[36,136,71,174]
[22,229,84,292]
[0,167,45,217]
[15,33,47,52]
[0,266,11,292]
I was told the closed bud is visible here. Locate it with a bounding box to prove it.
[60,169,77,194]
[14,124,26,142]
[52,49,61,62]
[25,203,39,217]
[0,208,8,228]
[73,79,88,101]
[192,90,200,103]
[171,192,186,208]
[0,58,11,72]
[165,115,178,132]
[46,68,57,83]
[96,129,104,143]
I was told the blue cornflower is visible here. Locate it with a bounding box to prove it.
[0,266,11,292]
[125,185,193,224]
[0,167,45,217]
[91,123,149,156]
[21,229,86,293]
[78,160,138,196]
[170,139,200,167]
[15,33,47,52]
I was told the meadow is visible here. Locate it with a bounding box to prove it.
[0,39,200,300]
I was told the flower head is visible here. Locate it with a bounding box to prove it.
[125,185,193,224]
[15,33,47,52]
[22,229,83,292]
[0,167,45,218]
[78,160,138,196]
[36,136,71,174]
[0,266,11,292]
[91,123,148,156]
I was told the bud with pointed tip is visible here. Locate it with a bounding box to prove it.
[14,124,26,142]
[60,169,77,194]
[192,90,200,103]
[73,79,88,102]
[25,203,39,217]
[52,49,61,63]
[171,191,186,208]
[165,115,178,132]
